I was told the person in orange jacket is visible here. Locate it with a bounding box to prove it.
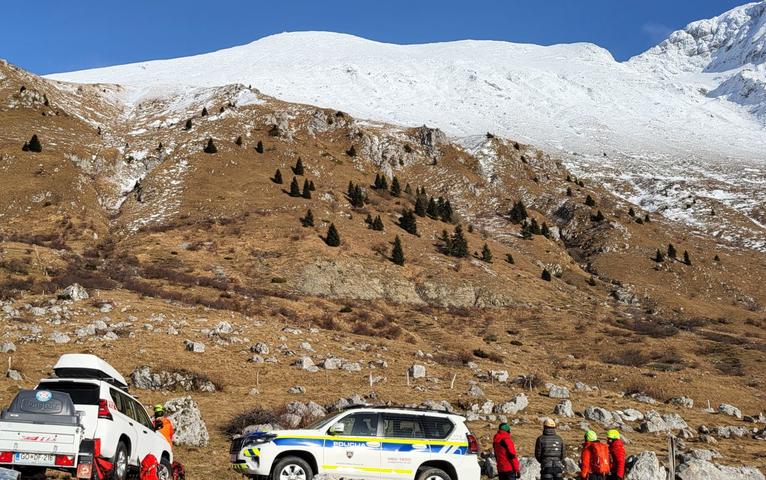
[606,430,625,480]
[493,423,521,480]
[153,404,174,447]
[580,431,611,480]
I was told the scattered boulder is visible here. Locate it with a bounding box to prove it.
[661,413,689,431]
[57,283,89,301]
[518,457,541,480]
[409,364,426,379]
[490,370,509,383]
[717,403,742,419]
[341,361,362,372]
[130,366,217,392]
[251,342,269,354]
[0,342,16,353]
[478,454,497,478]
[295,357,318,372]
[185,340,205,353]
[677,458,765,480]
[616,409,644,422]
[322,357,343,370]
[584,406,614,425]
[547,384,570,399]
[625,451,666,480]
[564,458,579,476]
[288,385,306,394]
[164,396,209,447]
[639,411,669,433]
[495,394,529,415]
[554,400,575,418]
[669,396,694,409]
[468,384,485,398]
[6,369,22,381]
[715,425,749,439]
[49,332,71,344]
[630,393,657,405]
[574,381,594,392]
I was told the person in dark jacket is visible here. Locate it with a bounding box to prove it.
[493,423,520,480]
[534,419,566,480]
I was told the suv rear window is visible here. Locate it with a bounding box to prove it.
[37,381,99,405]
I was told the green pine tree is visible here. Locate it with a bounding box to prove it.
[293,158,305,176]
[566,187,573,197]
[592,210,605,222]
[644,213,651,223]
[203,138,217,154]
[255,140,264,153]
[414,193,428,217]
[289,177,301,197]
[273,169,283,184]
[505,253,515,264]
[390,176,401,197]
[301,209,314,227]
[683,250,691,265]
[509,200,528,224]
[404,183,413,195]
[654,249,665,262]
[440,200,454,223]
[541,269,552,281]
[449,225,469,258]
[235,135,243,146]
[25,135,42,152]
[628,207,636,217]
[440,229,452,254]
[426,197,439,218]
[301,179,312,199]
[365,213,373,225]
[325,223,341,247]
[308,180,316,191]
[481,243,492,263]
[391,235,405,266]
[541,222,551,238]
[521,222,533,240]
[372,215,384,231]
[667,243,677,258]
[585,195,596,207]
[184,119,193,130]
[346,145,357,157]
[399,209,418,235]
[530,218,541,235]
[201,107,208,116]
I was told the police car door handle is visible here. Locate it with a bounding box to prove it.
[366,441,381,448]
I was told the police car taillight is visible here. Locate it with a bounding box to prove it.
[466,433,479,454]
[98,400,112,420]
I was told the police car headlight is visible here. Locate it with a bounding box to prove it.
[243,433,276,448]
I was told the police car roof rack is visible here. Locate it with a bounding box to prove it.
[340,404,453,414]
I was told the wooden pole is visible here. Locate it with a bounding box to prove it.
[406,370,410,387]
[450,374,456,390]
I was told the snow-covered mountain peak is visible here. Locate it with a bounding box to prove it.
[632,1,766,73]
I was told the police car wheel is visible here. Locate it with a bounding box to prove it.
[272,456,313,480]
[417,467,452,480]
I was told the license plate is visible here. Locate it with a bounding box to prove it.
[14,452,55,465]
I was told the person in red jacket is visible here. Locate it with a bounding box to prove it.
[580,431,611,480]
[493,423,521,480]
[606,430,625,480]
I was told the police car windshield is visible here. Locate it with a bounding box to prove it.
[305,413,339,430]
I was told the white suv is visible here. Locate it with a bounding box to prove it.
[32,354,172,479]
[230,406,480,480]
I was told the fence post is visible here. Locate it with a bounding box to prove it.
[667,435,676,480]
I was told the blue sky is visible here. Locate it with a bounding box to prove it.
[2,0,746,74]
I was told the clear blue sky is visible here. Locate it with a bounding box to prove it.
[2,0,747,75]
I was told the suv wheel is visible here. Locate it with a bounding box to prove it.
[157,457,173,480]
[272,456,313,480]
[111,441,129,480]
[417,467,453,480]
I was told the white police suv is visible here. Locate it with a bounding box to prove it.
[230,406,480,480]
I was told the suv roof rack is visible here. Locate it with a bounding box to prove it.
[340,404,454,414]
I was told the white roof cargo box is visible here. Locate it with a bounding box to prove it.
[53,353,128,390]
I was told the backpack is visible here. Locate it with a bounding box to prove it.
[172,461,186,480]
[591,442,611,475]
[140,454,160,480]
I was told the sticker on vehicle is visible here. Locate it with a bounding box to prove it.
[35,391,53,402]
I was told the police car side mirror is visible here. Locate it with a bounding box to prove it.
[329,423,345,435]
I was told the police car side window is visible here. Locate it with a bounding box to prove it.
[334,413,379,437]
[383,414,424,438]
[421,416,454,439]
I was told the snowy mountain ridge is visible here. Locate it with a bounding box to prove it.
[44,1,766,250]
